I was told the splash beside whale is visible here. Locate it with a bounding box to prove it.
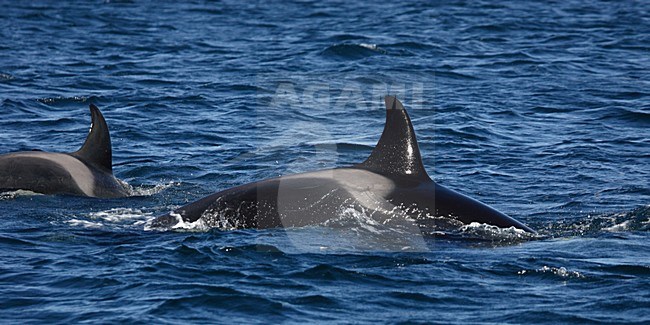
[152,96,533,233]
[0,104,129,198]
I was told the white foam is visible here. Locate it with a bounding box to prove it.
[129,181,179,197]
[604,220,631,232]
[66,219,103,228]
[89,208,152,223]
[0,190,42,200]
[519,266,585,279]
[63,208,153,229]
[359,43,378,50]
[458,222,538,242]
[144,211,211,232]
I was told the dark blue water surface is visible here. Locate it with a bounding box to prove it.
[1,0,649,323]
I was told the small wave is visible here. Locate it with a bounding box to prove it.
[518,266,586,279]
[289,264,391,283]
[604,106,650,123]
[326,33,371,42]
[227,84,267,92]
[389,41,437,51]
[0,235,37,247]
[321,43,387,59]
[0,73,14,81]
[434,70,480,80]
[151,292,286,317]
[586,89,648,101]
[544,205,650,236]
[320,142,374,152]
[382,41,443,57]
[477,59,545,68]
[135,79,179,86]
[386,291,443,304]
[531,105,573,114]
[596,264,650,277]
[306,11,333,18]
[289,294,340,308]
[462,23,511,33]
[439,126,491,142]
[219,244,285,255]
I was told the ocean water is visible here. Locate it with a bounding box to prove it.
[1,0,649,323]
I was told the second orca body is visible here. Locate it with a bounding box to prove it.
[152,96,533,233]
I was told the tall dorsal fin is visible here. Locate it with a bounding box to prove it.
[72,104,113,173]
[356,96,430,180]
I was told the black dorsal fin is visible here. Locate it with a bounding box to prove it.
[72,104,113,173]
[356,96,430,180]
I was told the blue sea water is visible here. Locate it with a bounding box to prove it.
[0,0,649,323]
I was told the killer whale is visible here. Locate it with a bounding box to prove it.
[152,96,533,233]
[0,104,129,198]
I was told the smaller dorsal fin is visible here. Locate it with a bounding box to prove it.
[72,104,113,173]
[356,96,430,180]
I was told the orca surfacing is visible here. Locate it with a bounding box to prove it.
[0,104,129,198]
[152,96,533,233]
